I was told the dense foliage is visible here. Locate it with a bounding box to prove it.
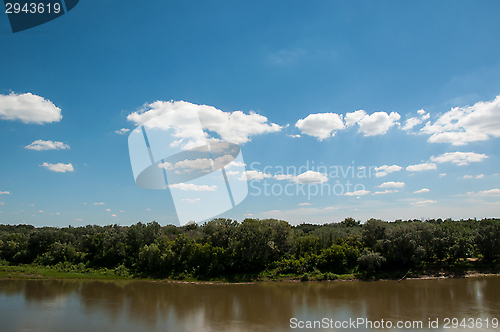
[1,217,499,279]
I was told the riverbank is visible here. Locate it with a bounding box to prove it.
[1,260,499,283]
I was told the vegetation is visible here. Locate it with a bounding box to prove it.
[1,217,500,282]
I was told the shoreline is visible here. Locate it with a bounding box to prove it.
[1,268,499,284]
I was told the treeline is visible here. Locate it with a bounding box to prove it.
[1,217,500,279]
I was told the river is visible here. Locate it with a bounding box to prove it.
[1,277,499,331]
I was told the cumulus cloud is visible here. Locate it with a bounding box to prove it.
[168,183,217,191]
[127,100,281,145]
[439,173,446,177]
[92,202,105,205]
[271,171,328,183]
[477,189,500,195]
[295,113,344,140]
[239,170,272,181]
[417,109,426,115]
[476,174,484,179]
[345,190,370,196]
[295,171,328,184]
[421,95,500,145]
[406,163,437,172]
[0,92,62,124]
[25,140,69,151]
[357,111,400,136]
[402,117,422,131]
[411,200,437,205]
[373,190,398,195]
[345,110,367,127]
[430,151,488,166]
[378,181,405,188]
[39,162,74,173]
[298,202,312,206]
[413,188,430,193]
[105,208,111,211]
[115,128,130,135]
[273,174,296,181]
[374,165,403,177]
[462,175,473,179]
[0,191,11,195]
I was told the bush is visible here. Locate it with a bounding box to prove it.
[357,249,386,273]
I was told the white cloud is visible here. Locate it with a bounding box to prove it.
[345,110,367,127]
[345,190,370,196]
[271,171,328,184]
[273,174,295,181]
[298,202,312,206]
[0,92,62,124]
[406,163,437,172]
[181,198,200,203]
[476,174,484,179]
[373,189,398,195]
[295,171,328,184]
[92,202,105,205]
[39,162,74,173]
[402,117,422,131]
[0,191,11,195]
[105,208,111,211]
[127,100,282,145]
[421,113,430,120]
[269,210,281,213]
[411,200,437,205]
[111,214,117,217]
[115,128,130,135]
[168,183,217,191]
[378,181,405,188]
[478,189,500,195]
[287,134,301,138]
[421,95,500,145]
[462,175,473,179]
[295,113,345,140]
[374,165,402,177]
[25,140,70,151]
[227,161,246,168]
[239,170,272,181]
[357,111,400,136]
[430,151,488,166]
[439,173,446,177]
[417,109,426,115]
[0,202,4,205]
[413,188,430,193]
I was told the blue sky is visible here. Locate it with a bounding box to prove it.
[1,1,500,226]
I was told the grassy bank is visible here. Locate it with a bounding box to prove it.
[2,259,499,283]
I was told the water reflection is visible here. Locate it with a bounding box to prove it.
[1,278,500,331]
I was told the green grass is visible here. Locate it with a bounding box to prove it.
[1,259,499,283]
[0,261,129,280]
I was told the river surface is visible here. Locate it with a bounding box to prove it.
[1,277,499,331]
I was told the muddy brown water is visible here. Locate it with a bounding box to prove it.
[1,277,499,331]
